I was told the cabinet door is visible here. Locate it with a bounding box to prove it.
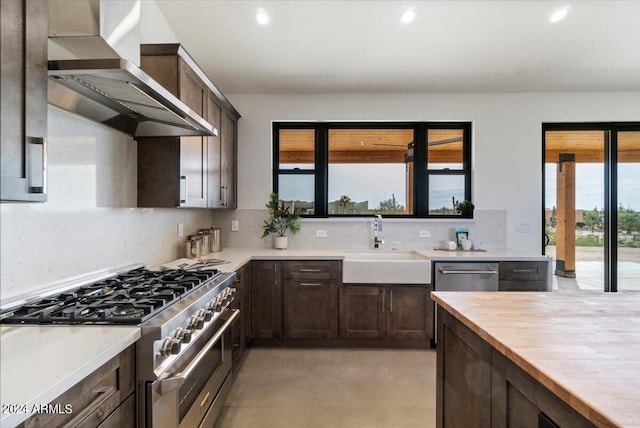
[179,136,207,208]
[491,351,595,428]
[178,58,207,117]
[437,309,491,428]
[251,261,283,339]
[220,110,237,208]
[1,0,47,202]
[207,92,223,208]
[137,138,180,207]
[386,286,433,340]
[284,279,338,338]
[339,286,385,339]
[237,263,252,346]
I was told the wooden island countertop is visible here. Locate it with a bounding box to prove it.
[431,291,640,428]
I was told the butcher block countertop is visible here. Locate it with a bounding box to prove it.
[431,291,640,428]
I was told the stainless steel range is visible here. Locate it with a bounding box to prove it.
[1,264,238,428]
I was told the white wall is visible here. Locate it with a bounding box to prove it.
[227,92,640,253]
[0,107,215,302]
[1,92,638,300]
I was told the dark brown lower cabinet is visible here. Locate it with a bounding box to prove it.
[251,260,283,339]
[339,285,385,339]
[387,286,433,340]
[436,309,492,428]
[339,285,432,342]
[284,279,339,338]
[18,345,135,428]
[437,308,595,428]
[491,351,595,428]
[237,263,252,348]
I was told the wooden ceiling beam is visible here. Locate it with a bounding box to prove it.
[546,149,640,163]
[280,149,466,164]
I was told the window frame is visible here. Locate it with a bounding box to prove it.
[273,121,472,218]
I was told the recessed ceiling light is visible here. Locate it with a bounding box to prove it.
[549,5,570,23]
[255,8,270,25]
[400,8,416,24]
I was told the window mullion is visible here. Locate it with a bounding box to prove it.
[315,125,328,217]
[415,123,428,216]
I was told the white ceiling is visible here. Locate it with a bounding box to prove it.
[155,0,640,94]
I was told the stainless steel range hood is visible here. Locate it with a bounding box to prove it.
[47,0,216,138]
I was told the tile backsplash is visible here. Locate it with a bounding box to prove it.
[212,209,506,250]
[0,107,215,302]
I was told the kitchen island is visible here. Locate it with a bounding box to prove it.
[431,291,640,428]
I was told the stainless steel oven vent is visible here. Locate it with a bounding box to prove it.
[47,0,216,138]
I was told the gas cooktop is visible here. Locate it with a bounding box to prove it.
[0,268,221,325]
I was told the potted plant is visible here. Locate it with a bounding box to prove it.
[261,193,300,249]
[455,200,475,217]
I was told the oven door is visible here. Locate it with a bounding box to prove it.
[148,309,239,428]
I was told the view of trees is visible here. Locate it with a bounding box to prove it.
[374,194,405,214]
[546,206,640,248]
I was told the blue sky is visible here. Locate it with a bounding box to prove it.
[545,164,640,210]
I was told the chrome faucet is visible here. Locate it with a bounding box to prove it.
[373,215,384,249]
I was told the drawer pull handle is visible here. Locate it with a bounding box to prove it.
[200,391,212,409]
[179,176,188,204]
[299,268,322,272]
[512,269,536,273]
[299,282,323,287]
[440,270,497,275]
[63,386,117,428]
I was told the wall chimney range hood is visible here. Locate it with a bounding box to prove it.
[47,0,217,138]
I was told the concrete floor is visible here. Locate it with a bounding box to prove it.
[552,261,640,291]
[215,348,437,428]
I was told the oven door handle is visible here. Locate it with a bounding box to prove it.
[156,309,240,396]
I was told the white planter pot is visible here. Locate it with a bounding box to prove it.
[274,236,288,250]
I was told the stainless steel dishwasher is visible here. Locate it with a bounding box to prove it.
[432,262,499,345]
[434,262,499,291]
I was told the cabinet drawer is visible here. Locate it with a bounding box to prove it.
[499,280,548,292]
[19,345,135,428]
[499,262,547,281]
[283,261,339,280]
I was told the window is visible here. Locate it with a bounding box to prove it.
[273,122,471,217]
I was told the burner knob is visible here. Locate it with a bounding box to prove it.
[229,287,237,296]
[161,338,181,356]
[188,315,204,330]
[207,299,217,310]
[174,328,192,344]
[196,308,213,322]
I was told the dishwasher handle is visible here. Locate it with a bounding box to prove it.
[439,269,498,275]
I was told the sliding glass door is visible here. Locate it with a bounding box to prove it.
[544,130,606,291]
[543,123,640,292]
[617,130,640,291]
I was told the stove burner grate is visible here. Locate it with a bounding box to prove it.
[1,267,221,325]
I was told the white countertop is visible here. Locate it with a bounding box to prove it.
[0,325,140,427]
[201,246,550,273]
